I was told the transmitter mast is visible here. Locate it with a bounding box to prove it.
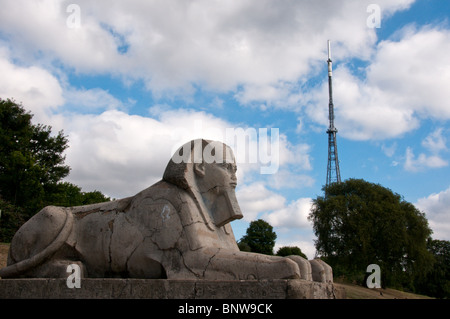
[326,40,342,187]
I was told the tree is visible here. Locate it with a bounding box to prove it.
[239,219,277,255]
[416,239,450,298]
[308,179,434,289]
[276,246,307,259]
[0,197,26,242]
[80,190,111,205]
[44,182,111,207]
[237,240,251,252]
[0,98,70,214]
[0,98,110,242]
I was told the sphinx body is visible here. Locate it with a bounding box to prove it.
[0,139,332,282]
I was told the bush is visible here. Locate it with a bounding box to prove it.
[0,197,26,242]
[276,246,307,259]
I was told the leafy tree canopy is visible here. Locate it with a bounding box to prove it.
[0,98,70,212]
[308,178,434,289]
[416,239,450,298]
[0,98,111,242]
[240,219,277,255]
[276,246,307,259]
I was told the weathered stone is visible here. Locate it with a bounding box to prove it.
[287,255,312,281]
[0,278,345,299]
[0,139,337,298]
[310,258,333,283]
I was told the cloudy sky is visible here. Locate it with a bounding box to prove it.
[1,0,449,258]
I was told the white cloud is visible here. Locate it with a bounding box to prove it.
[3,0,436,149]
[57,108,244,198]
[0,52,64,122]
[416,186,450,240]
[0,49,314,197]
[236,182,313,230]
[422,128,447,154]
[367,26,450,119]
[263,197,313,229]
[0,0,124,73]
[0,0,414,100]
[59,110,172,197]
[270,170,315,190]
[404,147,448,172]
[236,182,286,221]
[304,26,450,141]
[404,129,448,172]
[63,87,135,113]
[235,182,318,258]
[381,142,397,157]
[304,65,421,140]
[44,106,312,198]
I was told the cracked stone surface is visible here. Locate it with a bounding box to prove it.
[0,139,333,284]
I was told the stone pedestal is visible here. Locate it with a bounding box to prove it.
[0,278,345,299]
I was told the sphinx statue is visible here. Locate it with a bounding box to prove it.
[0,139,332,282]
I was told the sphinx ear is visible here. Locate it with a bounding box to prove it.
[194,162,206,177]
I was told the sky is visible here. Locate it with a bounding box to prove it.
[0,0,449,259]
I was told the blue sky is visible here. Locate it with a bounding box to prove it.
[1,0,449,258]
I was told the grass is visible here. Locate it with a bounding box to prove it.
[334,281,433,299]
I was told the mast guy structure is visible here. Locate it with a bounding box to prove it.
[326,40,342,187]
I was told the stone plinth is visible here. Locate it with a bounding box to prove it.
[0,279,345,299]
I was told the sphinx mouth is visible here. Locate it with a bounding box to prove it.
[230,182,237,188]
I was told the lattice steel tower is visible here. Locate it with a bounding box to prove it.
[326,40,341,187]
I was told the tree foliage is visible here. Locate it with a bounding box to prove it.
[276,246,307,259]
[0,197,26,242]
[416,239,450,298]
[239,219,277,255]
[237,240,251,252]
[0,98,70,213]
[0,98,110,242]
[308,179,434,289]
[44,182,111,207]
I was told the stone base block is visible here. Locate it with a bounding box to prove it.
[0,278,345,299]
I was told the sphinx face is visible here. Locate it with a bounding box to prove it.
[195,146,243,227]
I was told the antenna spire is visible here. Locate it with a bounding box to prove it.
[326,40,342,187]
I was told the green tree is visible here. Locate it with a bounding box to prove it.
[0,98,111,242]
[237,240,252,252]
[0,197,26,242]
[240,219,277,255]
[44,182,111,207]
[80,190,111,205]
[0,98,70,214]
[416,239,450,298]
[308,179,434,289]
[276,246,307,259]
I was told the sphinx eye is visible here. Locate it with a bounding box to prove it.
[220,163,234,171]
[221,163,237,173]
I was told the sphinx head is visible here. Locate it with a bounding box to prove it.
[163,139,243,227]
